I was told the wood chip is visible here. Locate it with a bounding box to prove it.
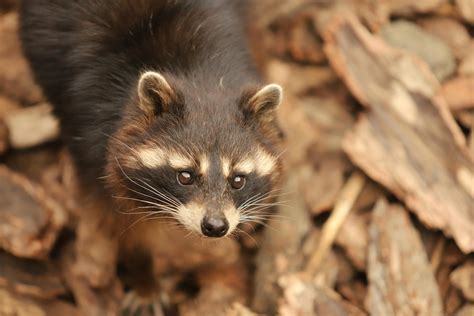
[303,155,345,215]
[179,283,246,316]
[3,103,59,149]
[265,60,338,96]
[0,287,80,316]
[444,286,464,315]
[252,170,312,314]
[225,303,256,316]
[0,251,65,299]
[0,287,48,316]
[301,230,341,289]
[456,304,474,316]
[179,263,249,316]
[456,0,474,23]
[388,0,447,15]
[380,20,456,81]
[324,14,474,253]
[58,242,123,316]
[337,279,367,312]
[278,274,367,316]
[367,200,443,316]
[418,17,470,59]
[438,76,474,111]
[272,11,326,64]
[335,210,370,271]
[0,165,66,258]
[305,171,366,276]
[450,259,474,301]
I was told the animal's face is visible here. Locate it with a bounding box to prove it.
[108,71,283,238]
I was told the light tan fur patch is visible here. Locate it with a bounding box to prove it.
[221,157,231,178]
[168,152,194,170]
[254,148,276,176]
[234,158,255,175]
[136,147,166,168]
[223,205,240,234]
[199,155,210,175]
[176,201,205,234]
[231,149,276,176]
[176,202,239,237]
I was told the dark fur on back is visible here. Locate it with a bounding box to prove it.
[20,0,262,188]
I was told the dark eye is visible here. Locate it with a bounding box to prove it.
[230,175,246,190]
[177,171,194,186]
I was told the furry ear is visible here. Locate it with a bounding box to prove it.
[137,71,176,116]
[244,84,282,122]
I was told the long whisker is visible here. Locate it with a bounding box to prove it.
[233,227,258,246]
[112,196,179,215]
[117,205,179,215]
[120,212,159,236]
[121,184,179,208]
[114,158,182,210]
[135,178,181,207]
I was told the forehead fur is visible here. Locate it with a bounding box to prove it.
[222,146,277,176]
[132,139,277,177]
[134,145,194,169]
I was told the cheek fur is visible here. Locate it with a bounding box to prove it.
[223,205,240,234]
[176,201,205,234]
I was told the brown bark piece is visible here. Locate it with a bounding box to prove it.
[438,76,474,111]
[3,103,59,149]
[388,0,447,15]
[278,274,367,316]
[179,283,246,316]
[179,262,250,316]
[380,20,456,81]
[0,166,66,258]
[303,155,345,215]
[225,303,257,316]
[266,60,338,96]
[346,0,447,31]
[324,14,474,253]
[456,304,474,316]
[0,12,43,105]
[367,200,443,316]
[0,287,48,316]
[335,210,370,271]
[337,279,367,312]
[305,171,366,276]
[58,243,123,316]
[450,259,474,301]
[444,286,464,315]
[269,11,326,64]
[0,251,65,299]
[418,17,470,59]
[252,171,312,314]
[300,229,341,289]
[0,287,80,316]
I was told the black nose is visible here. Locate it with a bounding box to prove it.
[201,216,229,237]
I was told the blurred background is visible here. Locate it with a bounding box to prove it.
[0,0,473,315]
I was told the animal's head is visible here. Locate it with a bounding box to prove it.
[107,71,283,238]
